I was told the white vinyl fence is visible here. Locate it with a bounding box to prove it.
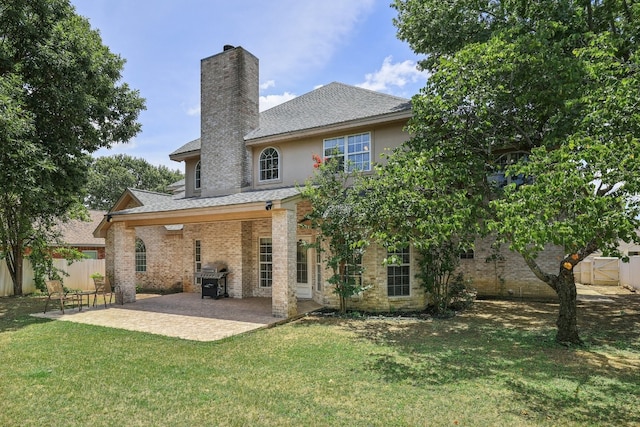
[619,257,640,291]
[575,256,640,291]
[0,258,105,296]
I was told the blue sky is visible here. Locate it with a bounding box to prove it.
[71,0,428,170]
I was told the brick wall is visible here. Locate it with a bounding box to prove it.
[182,221,247,297]
[134,226,183,292]
[457,236,559,300]
[200,46,258,196]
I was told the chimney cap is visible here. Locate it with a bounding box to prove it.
[223,44,235,51]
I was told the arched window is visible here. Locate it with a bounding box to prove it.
[135,238,146,272]
[194,161,201,190]
[259,147,279,181]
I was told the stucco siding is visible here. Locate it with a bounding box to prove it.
[251,123,409,190]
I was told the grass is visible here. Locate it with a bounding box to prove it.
[0,290,638,426]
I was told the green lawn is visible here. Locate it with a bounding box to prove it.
[0,292,638,427]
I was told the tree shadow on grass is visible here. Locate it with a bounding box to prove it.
[0,296,52,333]
[300,294,640,426]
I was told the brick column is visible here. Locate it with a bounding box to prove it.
[112,222,136,303]
[271,207,297,317]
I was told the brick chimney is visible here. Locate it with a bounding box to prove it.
[200,45,259,196]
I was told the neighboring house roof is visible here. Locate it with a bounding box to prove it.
[55,210,106,247]
[245,82,411,142]
[168,82,412,158]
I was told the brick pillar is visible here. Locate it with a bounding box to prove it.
[271,207,297,318]
[112,222,136,303]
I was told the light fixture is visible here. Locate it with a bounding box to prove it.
[265,200,273,211]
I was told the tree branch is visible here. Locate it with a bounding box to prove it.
[523,254,556,289]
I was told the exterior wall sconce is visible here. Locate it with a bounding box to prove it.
[265,200,273,211]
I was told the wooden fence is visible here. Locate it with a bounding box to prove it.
[0,258,105,296]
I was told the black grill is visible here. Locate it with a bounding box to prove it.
[197,262,229,299]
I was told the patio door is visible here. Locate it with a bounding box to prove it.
[296,239,312,298]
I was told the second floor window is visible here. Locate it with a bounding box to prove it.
[323,132,371,172]
[259,147,279,181]
[195,161,201,189]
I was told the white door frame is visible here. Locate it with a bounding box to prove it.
[296,238,312,298]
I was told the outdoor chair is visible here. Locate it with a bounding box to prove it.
[92,276,114,308]
[43,280,79,314]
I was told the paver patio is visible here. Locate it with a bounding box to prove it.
[33,293,323,341]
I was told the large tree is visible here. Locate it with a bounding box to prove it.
[380,0,640,344]
[85,155,183,210]
[0,0,145,295]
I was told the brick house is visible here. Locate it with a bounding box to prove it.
[94,46,559,318]
[53,210,106,259]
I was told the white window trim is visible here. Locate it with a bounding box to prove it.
[194,240,202,285]
[258,147,281,183]
[258,236,273,288]
[194,161,201,190]
[135,238,147,273]
[323,132,372,172]
[387,246,411,298]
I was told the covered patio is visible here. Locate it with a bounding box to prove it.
[95,187,317,319]
[34,293,323,341]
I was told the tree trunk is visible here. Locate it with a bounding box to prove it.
[14,247,24,296]
[522,253,584,345]
[553,268,582,345]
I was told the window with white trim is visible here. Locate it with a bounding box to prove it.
[135,238,146,273]
[387,247,410,297]
[259,147,279,181]
[316,239,323,291]
[323,132,371,172]
[296,240,308,284]
[195,161,201,190]
[194,240,202,285]
[259,237,273,288]
[347,253,363,289]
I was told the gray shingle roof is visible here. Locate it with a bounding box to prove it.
[128,189,175,205]
[113,187,301,216]
[170,138,201,158]
[245,82,411,141]
[169,83,412,157]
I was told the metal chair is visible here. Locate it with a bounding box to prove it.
[92,276,114,308]
[44,280,79,314]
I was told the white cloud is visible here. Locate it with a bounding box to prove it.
[260,80,276,90]
[357,56,429,93]
[186,104,200,116]
[260,92,297,111]
[254,0,376,83]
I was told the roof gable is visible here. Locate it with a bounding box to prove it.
[109,188,174,213]
[245,82,411,141]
